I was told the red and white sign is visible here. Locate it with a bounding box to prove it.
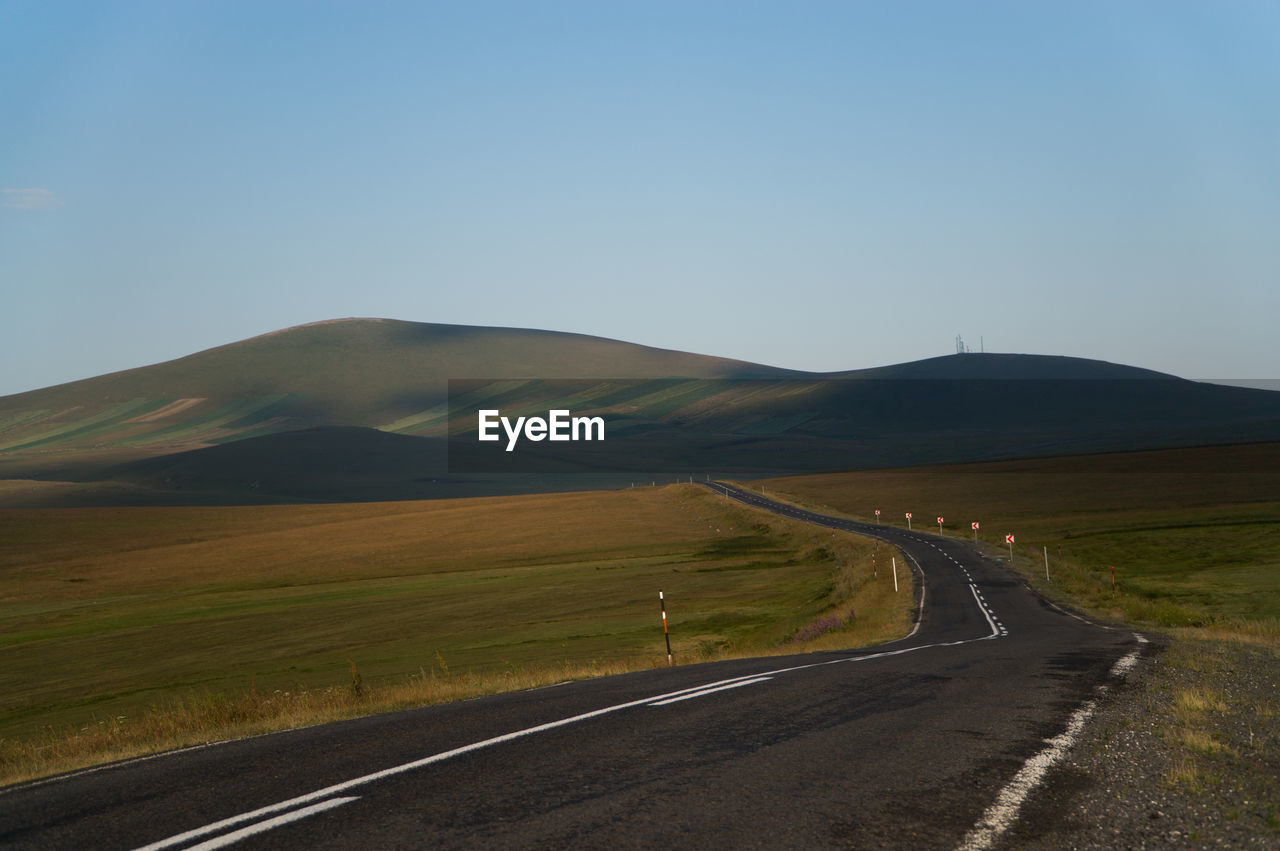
[971,522,980,530]
[1005,534,1015,544]
[905,512,912,519]
[937,516,944,524]
[875,509,880,516]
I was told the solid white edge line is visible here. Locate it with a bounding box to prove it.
[649,676,773,706]
[729,485,1153,849]
[969,584,1001,639]
[139,483,1004,851]
[956,699,1097,851]
[185,796,360,851]
[901,551,928,640]
[1109,634,1148,677]
[957,638,1147,851]
[708,483,936,643]
[132,673,793,851]
[137,627,1003,851]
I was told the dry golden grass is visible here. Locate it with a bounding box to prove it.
[1168,727,1235,757]
[1169,618,1280,650]
[0,656,652,787]
[1174,686,1228,722]
[0,484,913,786]
[1167,756,1203,790]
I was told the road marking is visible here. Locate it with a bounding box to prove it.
[969,584,1001,639]
[718,482,1149,846]
[127,483,991,850]
[1037,596,1115,629]
[957,636,1146,851]
[183,797,360,850]
[901,550,927,640]
[957,698,1096,851]
[136,627,1003,850]
[151,483,1018,851]
[1109,633,1148,677]
[132,673,807,851]
[649,676,773,706]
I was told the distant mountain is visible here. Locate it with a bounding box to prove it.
[841,351,1179,381]
[2,319,1279,506]
[0,319,796,458]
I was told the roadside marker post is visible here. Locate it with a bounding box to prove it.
[937,516,944,535]
[1006,534,1015,564]
[971,521,979,542]
[1044,546,1049,581]
[906,512,912,530]
[892,557,899,593]
[659,591,673,665]
[875,509,880,524]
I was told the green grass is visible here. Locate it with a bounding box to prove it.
[749,443,1280,831]
[751,442,1280,634]
[1042,516,1280,625]
[0,484,913,785]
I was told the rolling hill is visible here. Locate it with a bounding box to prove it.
[0,319,796,457]
[2,318,1279,505]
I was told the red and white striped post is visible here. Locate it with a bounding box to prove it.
[659,590,672,665]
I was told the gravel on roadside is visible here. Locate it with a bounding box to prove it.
[1004,635,1279,849]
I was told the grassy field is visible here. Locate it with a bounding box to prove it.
[747,441,1280,831]
[750,442,1280,633]
[0,484,914,785]
[8,441,1272,799]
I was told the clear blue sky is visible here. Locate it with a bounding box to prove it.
[3,1,1277,396]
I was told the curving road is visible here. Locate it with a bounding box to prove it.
[0,483,1143,849]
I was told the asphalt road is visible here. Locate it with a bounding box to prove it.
[0,483,1143,849]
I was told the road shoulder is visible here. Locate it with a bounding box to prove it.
[1007,635,1280,848]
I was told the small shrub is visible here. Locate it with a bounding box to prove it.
[790,608,855,644]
